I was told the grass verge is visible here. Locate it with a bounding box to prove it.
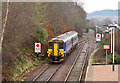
[88,42,99,65]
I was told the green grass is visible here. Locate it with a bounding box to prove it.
[83,33,86,35]
[7,48,47,81]
[82,36,85,37]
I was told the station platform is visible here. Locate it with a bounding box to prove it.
[85,65,119,83]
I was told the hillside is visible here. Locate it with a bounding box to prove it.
[87,9,118,21]
[2,2,86,81]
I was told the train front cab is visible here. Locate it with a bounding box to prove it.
[47,40,65,63]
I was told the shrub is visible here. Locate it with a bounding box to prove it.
[108,53,120,64]
[32,28,48,44]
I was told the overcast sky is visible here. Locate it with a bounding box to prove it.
[79,0,120,13]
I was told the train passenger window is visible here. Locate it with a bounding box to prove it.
[74,37,76,41]
[59,42,64,49]
[49,42,53,49]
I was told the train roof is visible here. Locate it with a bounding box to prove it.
[50,31,78,42]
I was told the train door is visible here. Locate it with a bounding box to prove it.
[54,42,59,56]
[71,38,73,46]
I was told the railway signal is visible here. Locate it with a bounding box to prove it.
[35,43,41,54]
[96,34,101,38]
[83,29,85,32]
[96,33,101,43]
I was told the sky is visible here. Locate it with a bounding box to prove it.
[78,0,120,13]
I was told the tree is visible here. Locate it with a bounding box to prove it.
[1,1,9,54]
[102,18,112,25]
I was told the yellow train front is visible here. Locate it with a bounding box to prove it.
[47,31,78,63]
[47,40,65,63]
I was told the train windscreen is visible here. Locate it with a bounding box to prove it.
[49,42,53,49]
[59,42,64,49]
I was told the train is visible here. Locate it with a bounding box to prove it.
[47,31,78,63]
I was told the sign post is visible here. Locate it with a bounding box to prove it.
[96,33,101,43]
[106,49,107,65]
[35,43,41,56]
[103,45,110,65]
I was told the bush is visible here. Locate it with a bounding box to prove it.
[108,53,120,64]
[32,28,48,44]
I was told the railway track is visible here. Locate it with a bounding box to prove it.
[64,40,90,82]
[79,42,90,82]
[78,37,90,46]
[31,39,89,83]
[31,64,62,83]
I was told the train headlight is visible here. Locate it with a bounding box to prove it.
[48,54,50,57]
[48,53,51,54]
[61,53,64,54]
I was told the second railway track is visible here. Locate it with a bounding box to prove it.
[64,40,90,82]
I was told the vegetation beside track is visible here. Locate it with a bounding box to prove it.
[93,31,120,64]
[88,42,99,65]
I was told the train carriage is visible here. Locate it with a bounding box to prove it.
[47,31,78,63]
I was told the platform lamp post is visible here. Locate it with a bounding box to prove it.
[108,25,117,71]
[111,27,113,57]
[113,26,115,71]
[104,24,116,71]
[112,21,118,71]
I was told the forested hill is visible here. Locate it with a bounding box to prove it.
[2,2,86,81]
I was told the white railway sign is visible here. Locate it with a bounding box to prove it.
[35,43,41,53]
[96,34,101,38]
[96,33,101,43]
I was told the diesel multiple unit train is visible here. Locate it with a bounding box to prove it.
[47,31,78,63]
